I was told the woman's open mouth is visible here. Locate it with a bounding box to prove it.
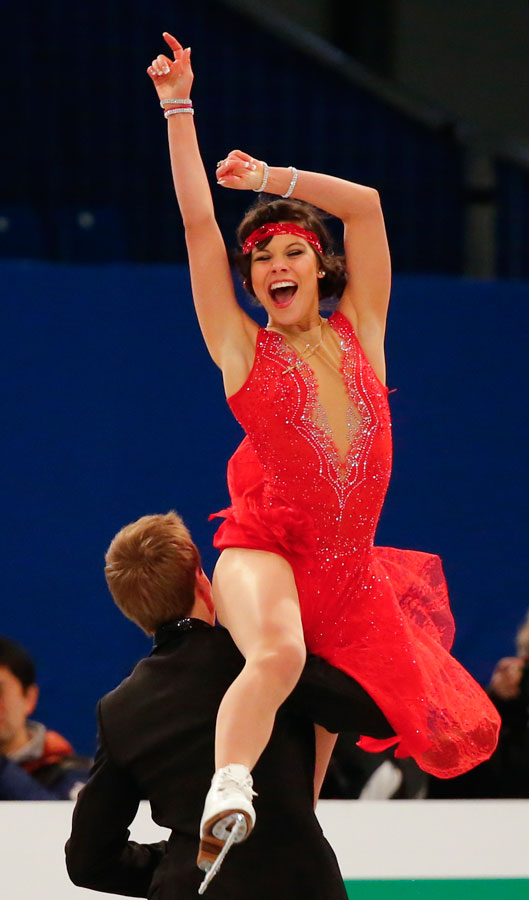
[269,281,298,308]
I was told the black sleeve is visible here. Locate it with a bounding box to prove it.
[290,654,395,739]
[65,704,166,897]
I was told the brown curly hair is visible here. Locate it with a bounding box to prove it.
[233,198,347,305]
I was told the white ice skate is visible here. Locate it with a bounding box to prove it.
[197,764,256,894]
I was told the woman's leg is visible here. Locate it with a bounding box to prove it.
[313,725,338,807]
[212,547,306,770]
[197,548,306,885]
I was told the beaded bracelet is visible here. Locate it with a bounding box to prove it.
[164,107,195,119]
[159,98,193,107]
[252,161,269,193]
[282,166,298,198]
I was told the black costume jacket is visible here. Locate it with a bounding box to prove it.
[66,620,392,899]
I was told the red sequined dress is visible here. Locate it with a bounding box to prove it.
[212,311,500,777]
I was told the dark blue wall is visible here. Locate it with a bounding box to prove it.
[3,1,528,277]
[497,160,529,278]
[2,260,528,754]
[2,0,462,274]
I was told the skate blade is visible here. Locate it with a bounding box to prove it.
[197,813,246,895]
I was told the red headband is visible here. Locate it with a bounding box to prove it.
[242,223,323,255]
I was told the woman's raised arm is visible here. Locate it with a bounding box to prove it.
[147,36,255,370]
[216,151,391,338]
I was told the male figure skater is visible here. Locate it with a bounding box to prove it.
[66,511,393,898]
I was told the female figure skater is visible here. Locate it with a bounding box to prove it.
[147,33,500,885]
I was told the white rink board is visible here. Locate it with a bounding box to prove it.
[316,799,529,879]
[1,800,528,899]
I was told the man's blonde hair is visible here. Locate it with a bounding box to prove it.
[104,511,200,634]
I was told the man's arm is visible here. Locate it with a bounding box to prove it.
[292,654,395,739]
[65,709,166,897]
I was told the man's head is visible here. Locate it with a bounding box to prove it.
[0,637,39,754]
[105,511,213,634]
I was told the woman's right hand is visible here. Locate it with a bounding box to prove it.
[216,150,261,191]
[147,32,193,102]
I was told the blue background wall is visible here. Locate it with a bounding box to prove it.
[2,260,528,754]
[2,0,463,274]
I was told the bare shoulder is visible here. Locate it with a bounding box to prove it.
[220,314,260,399]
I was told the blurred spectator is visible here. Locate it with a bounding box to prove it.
[0,636,91,800]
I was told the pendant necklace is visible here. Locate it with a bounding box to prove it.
[275,316,326,375]
[281,316,326,375]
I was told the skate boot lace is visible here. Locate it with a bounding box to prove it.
[216,768,257,799]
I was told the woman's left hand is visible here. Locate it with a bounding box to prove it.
[147,32,194,102]
[216,150,263,190]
